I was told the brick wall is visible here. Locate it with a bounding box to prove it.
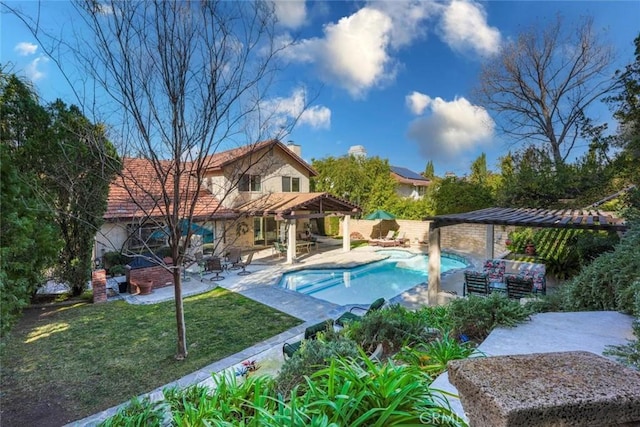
[92,269,107,303]
[126,262,174,293]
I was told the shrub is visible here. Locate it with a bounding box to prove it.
[102,251,129,269]
[447,293,532,340]
[301,353,465,426]
[108,264,126,276]
[342,304,437,355]
[98,396,164,427]
[275,335,359,396]
[165,375,278,425]
[395,336,479,377]
[562,223,640,314]
[604,317,640,371]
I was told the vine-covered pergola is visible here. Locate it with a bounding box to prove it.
[423,207,628,304]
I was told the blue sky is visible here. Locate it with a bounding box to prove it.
[2,1,639,176]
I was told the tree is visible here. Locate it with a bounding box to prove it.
[496,146,566,208]
[429,177,494,215]
[0,72,61,336]
[311,155,396,214]
[475,15,616,167]
[606,34,640,184]
[30,100,119,295]
[8,1,297,360]
[469,153,489,185]
[422,160,435,179]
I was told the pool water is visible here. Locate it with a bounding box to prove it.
[278,250,467,306]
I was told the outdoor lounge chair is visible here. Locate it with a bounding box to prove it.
[335,297,385,327]
[463,271,490,296]
[282,320,332,359]
[369,230,395,246]
[506,275,534,299]
[204,257,224,281]
[237,252,254,276]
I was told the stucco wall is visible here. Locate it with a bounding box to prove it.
[204,144,311,209]
[96,223,129,256]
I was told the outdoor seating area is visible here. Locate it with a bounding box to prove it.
[368,231,408,247]
[463,259,546,298]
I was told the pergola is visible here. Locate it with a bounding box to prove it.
[423,207,628,304]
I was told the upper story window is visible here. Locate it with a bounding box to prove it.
[282,176,300,192]
[239,174,261,192]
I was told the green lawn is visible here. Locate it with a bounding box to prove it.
[0,288,301,424]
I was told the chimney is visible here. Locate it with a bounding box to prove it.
[286,141,302,157]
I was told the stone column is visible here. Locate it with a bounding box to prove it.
[92,269,107,303]
[486,224,495,260]
[287,219,297,264]
[342,214,351,252]
[427,227,441,305]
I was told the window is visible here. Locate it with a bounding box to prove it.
[282,176,300,192]
[239,174,261,192]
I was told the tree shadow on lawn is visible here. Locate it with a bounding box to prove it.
[0,288,301,426]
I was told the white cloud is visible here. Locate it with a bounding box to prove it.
[25,56,49,82]
[407,95,495,161]
[273,0,306,29]
[406,91,431,115]
[367,1,437,49]
[438,0,501,57]
[14,42,38,56]
[284,3,432,98]
[261,87,331,130]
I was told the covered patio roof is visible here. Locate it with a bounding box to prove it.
[236,192,361,219]
[425,207,628,232]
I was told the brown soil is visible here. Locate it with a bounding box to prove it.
[1,303,81,427]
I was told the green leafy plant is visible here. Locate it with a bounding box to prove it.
[102,251,129,269]
[98,397,164,427]
[447,293,532,340]
[108,264,126,276]
[300,351,466,426]
[342,304,436,355]
[604,317,640,371]
[562,223,640,314]
[396,336,480,377]
[275,335,359,396]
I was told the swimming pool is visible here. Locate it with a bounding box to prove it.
[278,250,467,306]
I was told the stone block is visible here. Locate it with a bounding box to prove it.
[448,351,640,427]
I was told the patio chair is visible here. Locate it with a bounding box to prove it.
[204,257,225,281]
[226,247,242,269]
[335,297,385,327]
[283,320,333,359]
[237,252,254,276]
[505,275,534,299]
[463,271,490,296]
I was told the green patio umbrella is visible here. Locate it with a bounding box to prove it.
[365,210,396,238]
[365,209,396,221]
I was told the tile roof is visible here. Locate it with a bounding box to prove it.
[105,157,235,220]
[201,139,317,176]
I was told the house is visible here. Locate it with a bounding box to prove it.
[95,140,360,264]
[390,166,431,199]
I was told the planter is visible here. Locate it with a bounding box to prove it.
[138,280,153,295]
[525,243,536,256]
[118,281,128,293]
